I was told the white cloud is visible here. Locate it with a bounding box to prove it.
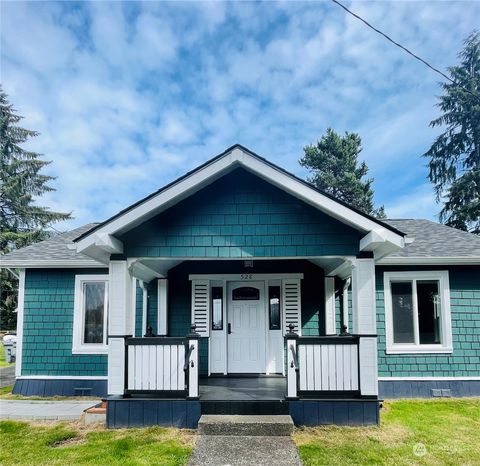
[386,184,439,221]
[1,0,479,231]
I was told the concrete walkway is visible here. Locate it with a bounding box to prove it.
[0,399,99,420]
[188,435,302,466]
[189,415,302,466]
[0,365,16,388]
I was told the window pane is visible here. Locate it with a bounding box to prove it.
[391,282,415,344]
[417,280,441,344]
[269,286,281,330]
[212,287,223,330]
[83,282,105,344]
[232,287,260,300]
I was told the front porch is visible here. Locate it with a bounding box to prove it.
[106,328,380,427]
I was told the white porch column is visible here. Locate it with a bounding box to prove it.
[351,257,378,396]
[324,276,336,335]
[157,279,168,336]
[108,260,134,395]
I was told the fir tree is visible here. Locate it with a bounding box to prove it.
[0,87,71,329]
[424,31,480,234]
[300,128,386,218]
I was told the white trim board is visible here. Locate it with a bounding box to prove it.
[189,273,304,281]
[0,260,105,268]
[379,376,480,381]
[16,376,108,380]
[15,270,25,378]
[76,146,404,256]
[378,256,480,265]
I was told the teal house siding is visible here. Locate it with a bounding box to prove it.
[376,266,480,378]
[120,169,362,259]
[22,268,108,377]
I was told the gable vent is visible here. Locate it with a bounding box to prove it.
[191,279,210,337]
[282,279,302,335]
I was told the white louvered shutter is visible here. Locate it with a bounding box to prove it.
[282,279,302,335]
[191,279,210,336]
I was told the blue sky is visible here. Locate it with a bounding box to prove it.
[1,1,479,231]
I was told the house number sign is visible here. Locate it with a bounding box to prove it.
[240,274,253,280]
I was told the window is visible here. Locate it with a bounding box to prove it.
[211,286,223,330]
[269,286,281,330]
[384,271,452,354]
[232,286,260,301]
[73,275,108,354]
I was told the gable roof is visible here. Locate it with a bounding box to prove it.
[74,144,405,259]
[379,219,480,264]
[0,224,104,268]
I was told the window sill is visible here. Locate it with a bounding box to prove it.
[72,345,108,355]
[386,345,453,355]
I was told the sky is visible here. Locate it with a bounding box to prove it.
[1,1,479,231]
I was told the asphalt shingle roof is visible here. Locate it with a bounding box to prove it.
[0,223,101,265]
[384,219,480,258]
[1,219,479,267]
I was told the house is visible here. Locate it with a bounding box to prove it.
[2,144,479,428]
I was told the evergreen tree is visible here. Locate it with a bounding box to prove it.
[424,31,480,234]
[300,128,386,218]
[0,87,71,330]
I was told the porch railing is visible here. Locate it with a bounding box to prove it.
[286,331,373,398]
[125,328,199,398]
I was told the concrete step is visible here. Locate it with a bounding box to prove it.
[83,401,106,425]
[197,414,294,436]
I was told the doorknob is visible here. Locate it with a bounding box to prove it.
[228,323,232,334]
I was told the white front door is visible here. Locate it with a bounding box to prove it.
[227,282,266,373]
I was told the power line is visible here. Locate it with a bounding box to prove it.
[331,0,480,101]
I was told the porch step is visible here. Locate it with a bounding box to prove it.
[197,414,294,436]
[201,400,289,415]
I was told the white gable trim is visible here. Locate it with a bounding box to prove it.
[76,146,404,255]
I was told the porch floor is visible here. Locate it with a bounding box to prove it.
[199,377,286,401]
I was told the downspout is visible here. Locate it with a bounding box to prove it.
[139,280,148,336]
[342,277,351,333]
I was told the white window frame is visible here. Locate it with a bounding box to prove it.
[73,274,109,354]
[384,271,452,354]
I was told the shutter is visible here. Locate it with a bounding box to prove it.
[191,279,210,336]
[282,279,302,335]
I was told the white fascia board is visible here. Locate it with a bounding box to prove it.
[0,260,106,269]
[76,147,405,252]
[234,150,404,245]
[378,256,480,265]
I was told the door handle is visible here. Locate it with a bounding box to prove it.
[228,323,232,334]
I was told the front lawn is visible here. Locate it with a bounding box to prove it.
[0,421,194,466]
[294,398,480,465]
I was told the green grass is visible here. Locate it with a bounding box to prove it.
[0,421,194,466]
[0,343,14,367]
[294,398,480,466]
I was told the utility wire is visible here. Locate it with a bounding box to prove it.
[331,0,480,101]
